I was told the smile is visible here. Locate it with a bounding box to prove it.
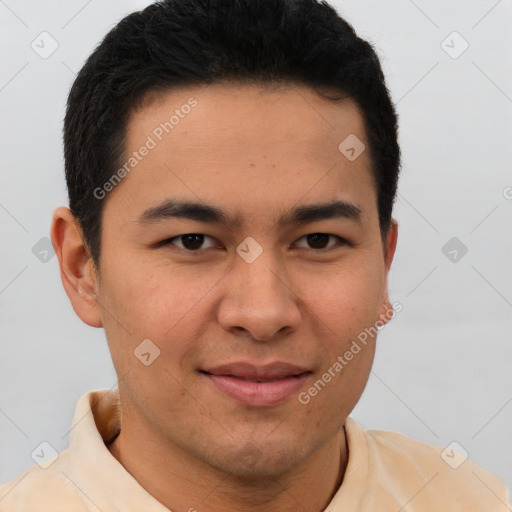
[200,361,312,407]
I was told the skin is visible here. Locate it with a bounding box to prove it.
[51,83,398,512]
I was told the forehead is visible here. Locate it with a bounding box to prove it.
[127,82,367,154]
[106,82,376,228]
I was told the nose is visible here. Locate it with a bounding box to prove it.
[217,249,302,341]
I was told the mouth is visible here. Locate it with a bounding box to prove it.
[200,362,312,407]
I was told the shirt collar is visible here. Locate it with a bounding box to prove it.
[67,389,170,511]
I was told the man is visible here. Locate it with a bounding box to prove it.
[0,0,509,510]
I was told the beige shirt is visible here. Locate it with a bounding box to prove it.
[0,389,509,511]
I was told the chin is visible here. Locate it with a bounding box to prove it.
[202,437,311,479]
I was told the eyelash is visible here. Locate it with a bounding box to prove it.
[158,233,350,252]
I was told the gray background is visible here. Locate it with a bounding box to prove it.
[1,0,511,496]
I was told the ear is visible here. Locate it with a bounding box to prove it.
[377,219,399,326]
[50,207,103,328]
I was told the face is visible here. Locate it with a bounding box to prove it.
[63,83,397,477]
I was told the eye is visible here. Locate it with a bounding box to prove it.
[166,233,219,251]
[293,233,348,250]
[157,232,349,252]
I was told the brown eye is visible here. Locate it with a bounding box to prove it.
[294,233,346,250]
[306,233,330,249]
[169,234,217,251]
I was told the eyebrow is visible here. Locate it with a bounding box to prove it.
[137,198,362,228]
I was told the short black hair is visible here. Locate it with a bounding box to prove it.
[64,0,400,266]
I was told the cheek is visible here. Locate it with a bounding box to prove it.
[296,257,385,340]
[102,259,208,331]
[98,259,223,372]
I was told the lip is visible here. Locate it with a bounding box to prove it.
[201,361,312,407]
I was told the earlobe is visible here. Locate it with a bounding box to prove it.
[50,207,103,328]
[377,293,395,328]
